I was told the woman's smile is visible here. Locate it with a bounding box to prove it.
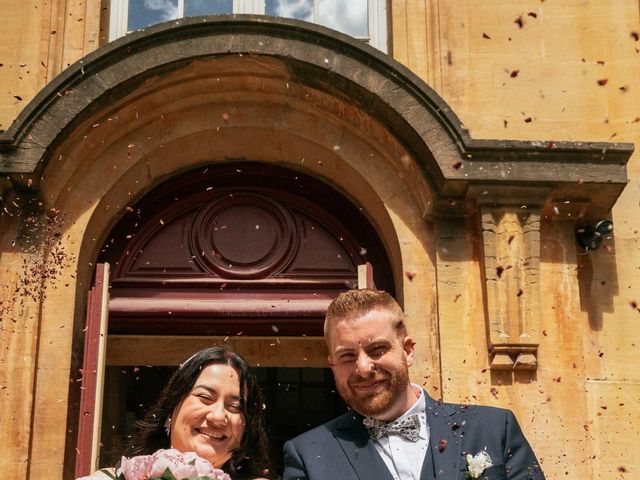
[171,364,246,468]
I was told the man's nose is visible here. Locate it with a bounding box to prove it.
[355,351,375,375]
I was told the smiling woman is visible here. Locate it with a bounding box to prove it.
[128,347,274,479]
[170,364,246,469]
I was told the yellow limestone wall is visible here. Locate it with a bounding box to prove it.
[0,0,101,130]
[392,1,640,478]
[0,1,638,479]
[0,4,103,479]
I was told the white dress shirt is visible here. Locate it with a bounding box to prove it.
[371,385,429,480]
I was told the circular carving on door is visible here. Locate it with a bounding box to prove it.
[190,193,298,279]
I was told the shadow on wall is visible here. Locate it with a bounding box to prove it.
[576,235,618,332]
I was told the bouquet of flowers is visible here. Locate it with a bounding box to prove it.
[77,449,231,480]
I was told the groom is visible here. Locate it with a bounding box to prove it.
[283,289,545,479]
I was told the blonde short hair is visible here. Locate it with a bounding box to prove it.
[324,289,406,343]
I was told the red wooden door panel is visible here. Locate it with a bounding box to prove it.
[99,163,393,336]
[75,263,110,478]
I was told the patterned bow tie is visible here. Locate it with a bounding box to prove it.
[363,414,420,442]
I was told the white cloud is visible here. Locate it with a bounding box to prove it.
[143,0,179,21]
[268,0,367,37]
[318,0,368,37]
[270,0,313,22]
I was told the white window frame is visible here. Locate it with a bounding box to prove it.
[108,0,388,53]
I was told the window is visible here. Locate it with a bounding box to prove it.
[108,0,388,52]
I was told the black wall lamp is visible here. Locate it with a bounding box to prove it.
[576,220,613,253]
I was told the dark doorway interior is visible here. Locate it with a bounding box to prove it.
[100,365,347,474]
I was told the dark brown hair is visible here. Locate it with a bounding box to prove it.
[128,346,273,479]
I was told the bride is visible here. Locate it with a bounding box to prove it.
[83,346,274,479]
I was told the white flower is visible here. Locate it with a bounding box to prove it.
[466,450,493,478]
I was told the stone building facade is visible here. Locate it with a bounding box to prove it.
[0,1,638,479]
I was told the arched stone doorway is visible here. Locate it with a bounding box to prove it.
[95,162,394,469]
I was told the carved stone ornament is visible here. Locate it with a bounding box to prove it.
[480,205,541,370]
[98,164,393,336]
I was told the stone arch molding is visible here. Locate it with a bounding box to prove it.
[0,14,631,219]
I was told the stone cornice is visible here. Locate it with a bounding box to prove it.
[0,15,632,220]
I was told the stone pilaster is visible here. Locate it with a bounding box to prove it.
[480,205,541,370]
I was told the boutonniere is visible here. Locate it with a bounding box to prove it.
[466,450,492,478]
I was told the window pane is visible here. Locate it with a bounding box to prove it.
[319,0,368,37]
[185,0,233,16]
[128,0,179,31]
[265,0,313,23]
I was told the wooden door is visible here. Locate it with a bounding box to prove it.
[75,263,110,478]
[100,163,393,337]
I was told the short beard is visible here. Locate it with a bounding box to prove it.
[338,362,410,418]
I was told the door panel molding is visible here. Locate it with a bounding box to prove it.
[106,335,328,367]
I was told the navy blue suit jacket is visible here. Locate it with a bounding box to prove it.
[283,392,545,479]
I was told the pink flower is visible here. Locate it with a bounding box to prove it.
[117,453,154,479]
[108,448,230,480]
[149,449,196,479]
[182,452,224,478]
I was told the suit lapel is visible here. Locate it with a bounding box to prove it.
[423,392,463,479]
[333,411,395,480]
[419,443,435,480]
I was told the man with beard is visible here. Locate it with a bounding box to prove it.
[282,289,545,480]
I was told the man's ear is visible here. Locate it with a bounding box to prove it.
[403,336,416,367]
